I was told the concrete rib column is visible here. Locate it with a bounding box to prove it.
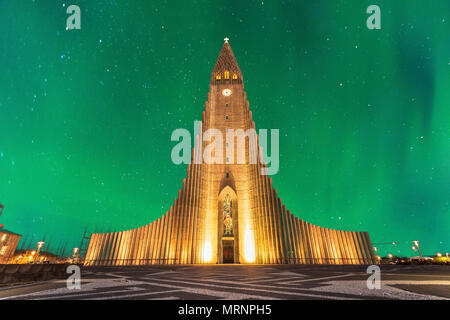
[340,230,351,264]
[84,234,96,266]
[334,230,347,264]
[153,218,162,264]
[140,226,147,265]
[283,209,294,264]
[183,169,193,264]
[122,231,131,265]
[144,224,152,264]
[300,220,310,264]
[174,187,184,264]
[136,227,144,265]
[363,232,376,264]
[357,232,368,264]
[345,231,356,265]
[93,234,101,266]
[189,165,198,264]
[327,229,338,264]
[111,232,121,266]
[329,229,340,264]
[160,214,169,264]
[260,174,271,263]
[107,232,117,266]
[176,184,186,264]
[264,176,276,263]
[170,199,179,264]
[271,189,283,263]
[97,234,107,266]
[147,223,155,264]
[324,228,333,264]
[256,164,268,264]
[338,230,349,264]
[293,217,303,264]
[103,233,113,266]
[311,224,320,264]
[353,232,365,264]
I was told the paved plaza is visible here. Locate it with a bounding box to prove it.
[0,265,449,300]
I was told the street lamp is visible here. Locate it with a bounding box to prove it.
[35,241,45,263]
[412,241,423,258]
[73,248,79,264]
[436,253,442,257]
[373,247,380,264]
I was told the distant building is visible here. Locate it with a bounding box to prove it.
[0,229,22,264]
[10,249,63,264]
[0,203,22,264]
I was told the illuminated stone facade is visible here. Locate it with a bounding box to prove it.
[0,229,22,264]
[84,41,376,265]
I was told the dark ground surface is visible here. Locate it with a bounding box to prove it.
[0,264,448,300]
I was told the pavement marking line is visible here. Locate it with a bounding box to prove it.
[149,296,179,300]
[132,280,281,300]
[87,289,181,300]
[170,272,357,290]
[382,280,450,285]
[144,276,358,300]
[32,287,147,300]
[0,278,174,300]
[0,279,63,292]
[312,280,449,300]
[281,273,357,284]
[382,273,450,279]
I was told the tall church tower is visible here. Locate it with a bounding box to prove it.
[199,38,258,263]
[84,39,376,266]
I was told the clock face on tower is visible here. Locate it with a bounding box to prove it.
[222,89,232,96]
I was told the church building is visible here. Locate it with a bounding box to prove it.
[84,39,376,265]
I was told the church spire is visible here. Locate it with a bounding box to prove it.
[211,38,242,84]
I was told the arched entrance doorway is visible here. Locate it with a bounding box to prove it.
[217,186,239,264]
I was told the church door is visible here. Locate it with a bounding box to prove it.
[222,240,234,263]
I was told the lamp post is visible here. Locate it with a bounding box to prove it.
[411,246,416,256]
[373,247,380,264]
[73,248,79,264]
[413,241,423,258]
[35,241,45,263]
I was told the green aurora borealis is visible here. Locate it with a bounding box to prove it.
[1,0,449,257]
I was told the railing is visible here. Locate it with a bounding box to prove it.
[284,257,376,265]
[84,257,375,266]
[83,258,179,266]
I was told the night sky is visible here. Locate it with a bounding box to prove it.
[0,0,449,257]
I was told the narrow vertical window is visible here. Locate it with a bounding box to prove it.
[216,73,221,80]
[223,194,233,236]
[224,70,230,79]
[232,73,238,80]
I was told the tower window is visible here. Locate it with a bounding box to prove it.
[226,115,229,120]
[223,194,233,236]
[232,73,238,80]
[226,103,228,107]
[224,70,230,79]
[216,73,221,80]
[226,173,229,178]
